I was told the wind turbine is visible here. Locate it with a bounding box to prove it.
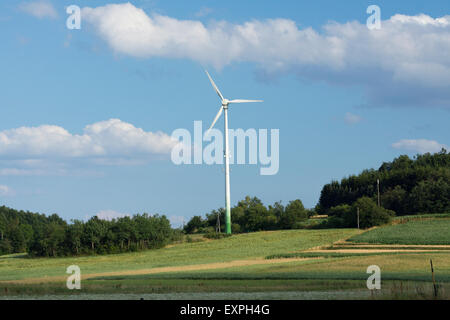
[205,70,263,234]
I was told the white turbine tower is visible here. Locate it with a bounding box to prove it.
[205,70,263,234]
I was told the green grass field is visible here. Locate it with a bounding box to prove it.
[0,229,357,281]
[349,219,450,245]
[1,222,449,300]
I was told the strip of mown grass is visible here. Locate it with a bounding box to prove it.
[349,219,450,245]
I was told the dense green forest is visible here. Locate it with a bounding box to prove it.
[317,149,450,215]
[0,206,175,257]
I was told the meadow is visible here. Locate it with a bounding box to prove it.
[0,229,357,281]
[1,221,449,300]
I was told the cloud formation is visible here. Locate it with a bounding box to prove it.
[0,185,14,197]
[95,209,129,221]
[344,112,362,124]
[195,7,213,18]
[0,168,45,176]
[19,0,58,19]
[392,139,448,153]
[82,3,450,107]
[0,119,177,160]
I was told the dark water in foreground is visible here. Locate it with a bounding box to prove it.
[1,290,374,300]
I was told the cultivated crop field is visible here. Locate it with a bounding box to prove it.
[349,219,450,245]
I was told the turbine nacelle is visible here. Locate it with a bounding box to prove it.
[205,70,263,133]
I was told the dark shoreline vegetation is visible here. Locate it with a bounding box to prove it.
[0,150,448,257]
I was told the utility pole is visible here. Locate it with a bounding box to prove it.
[357,207,360,230]
[216,212,221,234]
[377,179,381,207]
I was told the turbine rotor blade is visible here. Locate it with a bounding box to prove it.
[207,106,224,132]
[205,70,224,101]
[228,99,263,103]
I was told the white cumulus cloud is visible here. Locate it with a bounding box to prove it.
[81,3,450,107]
[19,0,58,19]
[392,139,448,153]
[0,119,178,159]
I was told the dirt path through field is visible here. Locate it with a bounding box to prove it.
[0,257,320,285]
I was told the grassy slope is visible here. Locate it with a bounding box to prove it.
[349,219,450,245]
[2,224,450,299]
[0,229,357,281]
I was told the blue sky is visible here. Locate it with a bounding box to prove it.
[0,0,449,226]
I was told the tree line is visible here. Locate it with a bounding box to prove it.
[185,150,449,233]
[317,149,450,215]
[184,196,312,234]
[1,149,448,256]
[0,206,176,257]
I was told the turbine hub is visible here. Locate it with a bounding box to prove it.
[222,99,229,106]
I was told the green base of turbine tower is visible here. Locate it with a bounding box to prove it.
[225,208,231,234]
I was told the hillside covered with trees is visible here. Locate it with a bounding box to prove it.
[185,150,449,233]
[317,149,450,215]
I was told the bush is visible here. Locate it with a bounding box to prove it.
[324,216,347,228]
[328,204,352,217]
[202,226,215,234]
[231,223,241,233]
[170,229,184,242]
[321,197,394,229]
[183,216,206,234]
[352,197,395,229]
